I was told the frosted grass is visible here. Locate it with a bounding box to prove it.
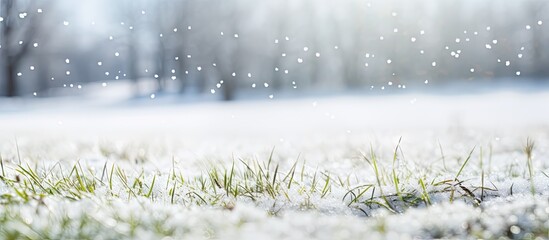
[1,92,548,239]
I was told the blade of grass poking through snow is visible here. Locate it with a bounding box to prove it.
[132,171,144,194]
[282,157,299,189]
[272,163,278,187]
[225,161,235,197]
[524,138,535,195]
[343,184,373,205]
[300,160,306,182]
[0,154,5,179]
[392,137,403,202]
[15,137,22,164]
[70,164,86,192]
[109,163,115,191]
[455,146,476,181]
[170,181,177,204]
[171,156,177,181]
[115,167,130,198]
[265,163,279,199]
[488,143,493,174]
[19,163,51,193]
[320,172,331,198]
[146,175,156,198]
[99,161,108,185]
[480,146,485,201]
[479,146,483,172]
[480,169,485,201]
[418,177,431,206]
[438,140,447,171]
[311,168,318,193]
[267,147,275,178]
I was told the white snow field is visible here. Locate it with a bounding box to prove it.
[0,90,548,239]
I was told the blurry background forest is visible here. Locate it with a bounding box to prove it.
[0,0,548,100]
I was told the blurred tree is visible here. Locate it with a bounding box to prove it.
[0,0,43,97]
[2,0,549,98]
[217,0,243,101]
[176,0,191,94]
[339,2,365,87]
[126,1,141,95]
[270,0,288,90]
[110,0,143,96]
[153,1,167,93]
[527,0,547,77]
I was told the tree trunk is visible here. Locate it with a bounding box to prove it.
[128,36,140,95]
[156,46,166,93]
[222,76,236,101]
[178,59,188,94]
[6,60,17,97]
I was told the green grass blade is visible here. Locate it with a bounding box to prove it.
[455,146,476,180]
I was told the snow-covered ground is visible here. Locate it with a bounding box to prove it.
[0,90,548,239]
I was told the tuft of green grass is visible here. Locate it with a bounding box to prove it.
[364,145,397,213]
[0,139,544,225]
[392,137,403,203]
